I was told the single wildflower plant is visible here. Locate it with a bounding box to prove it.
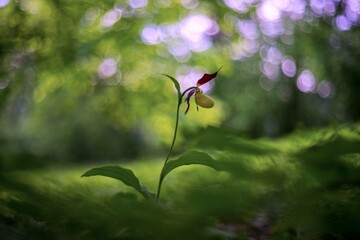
[82,67,223,202]
[157,67,222,199]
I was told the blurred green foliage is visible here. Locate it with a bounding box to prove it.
[1,0,360,166]
[1,124,360,239]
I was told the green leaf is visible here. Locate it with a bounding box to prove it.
[162,74,182,104]
[162,151,224,179]
[82,166,154,200]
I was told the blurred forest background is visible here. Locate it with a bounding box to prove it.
[1,1,360,239]
[0,0,360,167]
[1,0,360,167]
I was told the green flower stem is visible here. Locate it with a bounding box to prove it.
[156,101,180,200]
[156,86,198,200]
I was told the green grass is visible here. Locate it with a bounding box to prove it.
[1,124,360,239]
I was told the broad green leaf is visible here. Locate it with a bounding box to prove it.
[82,166,154,200]
[162,74,182,104]
[162,151,224,179]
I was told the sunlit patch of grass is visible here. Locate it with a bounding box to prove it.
[3,159,165,199]
[268,127,336,153]
[3,157,224,201]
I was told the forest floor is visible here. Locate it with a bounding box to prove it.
[1,124,360,239]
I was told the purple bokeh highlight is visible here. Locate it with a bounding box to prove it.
[128,0,148,9]
[102,10,121,27]
[281,57,296,77]
[0,0,10,8]
[317,80,335,98]
[297,70,316,93]
[98,58,118,78]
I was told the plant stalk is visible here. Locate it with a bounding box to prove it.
[156,86,197,200]
[156,102,180,199]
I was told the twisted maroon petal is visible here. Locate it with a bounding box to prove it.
[185,99,190,115]
[184,89,196,114]
[196,67,222,86]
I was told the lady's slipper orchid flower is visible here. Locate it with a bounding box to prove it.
[184,67,221,114]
